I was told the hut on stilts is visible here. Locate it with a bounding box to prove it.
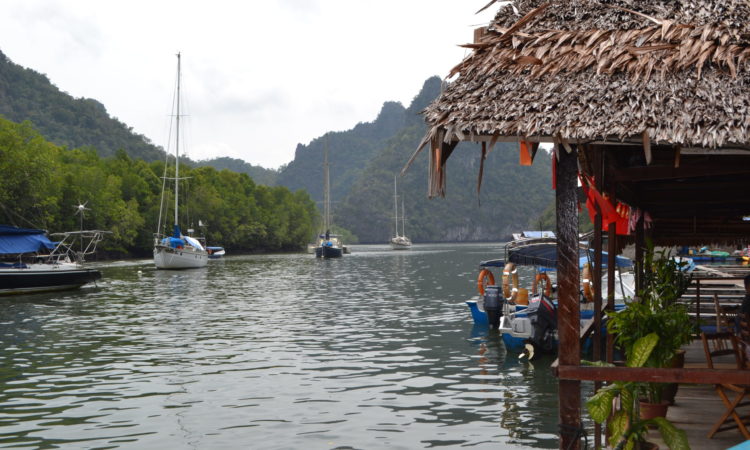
[405,1,750,448]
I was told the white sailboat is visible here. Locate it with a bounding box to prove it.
[153,53,208,269]
[314,137,345,258]
[390,176,412,250]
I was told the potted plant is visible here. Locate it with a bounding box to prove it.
[586,333,690,449]
[607,243,694,410]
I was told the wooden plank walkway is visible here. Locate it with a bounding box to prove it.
[646,339,749,449]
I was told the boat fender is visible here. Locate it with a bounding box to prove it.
[477,269,495,296]
[502,263,519,299]
[582,263,594,302]
[532,272,552,297]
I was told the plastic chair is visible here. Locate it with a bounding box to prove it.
[701,332,750,439]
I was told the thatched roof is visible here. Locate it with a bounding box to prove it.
[419,0,750,150]
[411,0,750,245]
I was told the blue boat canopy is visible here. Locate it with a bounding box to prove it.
[480,241,633,269]
[0,225,57,255]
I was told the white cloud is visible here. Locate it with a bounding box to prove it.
[0,0,495,169]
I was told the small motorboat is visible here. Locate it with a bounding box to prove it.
[467,236,634,359]
[206,246,225,259]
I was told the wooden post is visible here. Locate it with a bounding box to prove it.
[592,147,604,449]
[556,145,581,450]
[635,213,645,294]
[696,280,701,326]
[606,223,617,363]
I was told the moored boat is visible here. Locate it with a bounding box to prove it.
[390,176,411,250]
[0,226,107,296]
[153,53,208,269]
[468,236,635,358]
[314,137,345,258]
[206,246,225,259]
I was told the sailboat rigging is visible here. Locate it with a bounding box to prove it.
[314,137,344,258]
[153,53,208,269]
[390,176,412,250]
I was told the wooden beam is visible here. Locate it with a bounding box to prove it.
[556,145,581,450]
[614,164,750,182]
[556,365,750,385]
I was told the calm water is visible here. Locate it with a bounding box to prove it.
[0,244,565,449]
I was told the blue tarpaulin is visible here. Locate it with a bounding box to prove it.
[161,237,185,249]
[0,225,57,255]
[480,242,633,269]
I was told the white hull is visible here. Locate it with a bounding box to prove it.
[154,245,208,269]
[390,236,412,250]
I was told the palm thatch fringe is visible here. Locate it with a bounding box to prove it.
[416,1,750,197]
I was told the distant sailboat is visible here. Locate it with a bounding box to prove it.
[390,176,412,250]
[314,137,344,258]
[153,53,208,269]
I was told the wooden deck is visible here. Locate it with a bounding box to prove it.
[645,339,749,449]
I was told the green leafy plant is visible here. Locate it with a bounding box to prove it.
[586,333,690,449]
[640,242,692,309]
[606,242,695,403]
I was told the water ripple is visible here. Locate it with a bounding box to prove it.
[0,244,561,449]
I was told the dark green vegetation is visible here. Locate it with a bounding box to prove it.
[1,49,559,247]
[275,77,555,243]
[0,118,317,255]
[193,157,278,187]
[0,50,276,185]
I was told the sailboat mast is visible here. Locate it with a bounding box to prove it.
[174,52,181,228]
[393,176,399,236]
[401,197,406,236]
[324,137,330,231]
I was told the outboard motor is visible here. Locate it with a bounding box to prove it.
[523,294,557,358]
[483,285,505,329]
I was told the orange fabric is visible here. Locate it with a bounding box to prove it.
[519,141,532,166]
[581,175,618,227]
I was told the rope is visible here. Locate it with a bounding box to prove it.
[559,423,588,450]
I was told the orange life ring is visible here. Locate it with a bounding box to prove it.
[477,269,495,296]
[533,272,552,297]
[502,262,519,302]
[582,263,594,302]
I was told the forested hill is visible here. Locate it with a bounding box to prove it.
[0,50,165,162]
[276,76,554,243]
[193,157,278,186]
[0,50,278,185]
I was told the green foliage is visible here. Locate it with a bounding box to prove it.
[607,243,695,403]
[0,116,316,255]
[193,157,279,186]
[585,333,690,450]
[641,241,692,309]
[276,77,555,243]
[0,50,165,162]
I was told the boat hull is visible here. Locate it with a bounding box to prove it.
[154,245,208,269]
[0,267,101,296]
[315,246,343,258]
[390,239,412,250]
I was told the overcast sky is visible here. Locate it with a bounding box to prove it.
[0,1,503,169]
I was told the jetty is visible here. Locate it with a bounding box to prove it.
[406,1,750,448]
